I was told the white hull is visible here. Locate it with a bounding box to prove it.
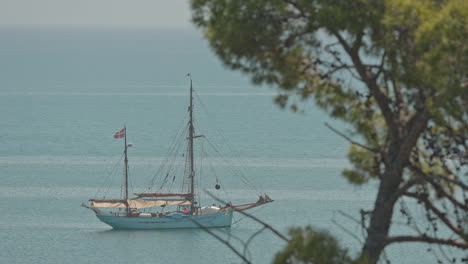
[96,210,233,229]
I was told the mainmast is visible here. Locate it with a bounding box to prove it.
[124,126,129,215]
[188,74,195,214]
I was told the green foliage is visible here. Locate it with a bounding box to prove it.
[191,0,468,262]
[343,145,382,185]
[273,226,358,264]
[191,0,467,185]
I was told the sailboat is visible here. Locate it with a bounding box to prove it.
[82,75,272,229]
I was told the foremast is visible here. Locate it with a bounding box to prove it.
[124,126,129,215]
[188,74,196,214]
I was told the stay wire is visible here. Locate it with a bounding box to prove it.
[160,127,187,192]
[192,116,259,193]
[145,120,189,192]
[96,152,125,198]
[194,90,263,194]
[197,138,203,205]
[153,121,187,190]
[204,135,260,193]
[191,118,238,200]
[165,129,187,192]
[142,109,189,192]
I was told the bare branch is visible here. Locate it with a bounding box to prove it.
[386,176,423,206]
[188,218,251,263]
[398,108,430,159]
[324,122,380,153]
[331,217,363,244]
[351,29,364,53]
[243,226,267,257]
[372,51,386,81]
[323,64,357,78]
[204,190,289,242]
[283,0,308,19]
[385,236,468,250]
[404,192,467,239]
[323,44,363,81]
[389,74,405,115]
[408,165,468,211]
[331,30,399,140]
[336,210,362,226]
[430,173,468,191]
[399,199,425,236]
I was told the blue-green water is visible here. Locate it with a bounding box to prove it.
[0,26,460,264]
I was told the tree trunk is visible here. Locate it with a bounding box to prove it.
[362,109,429,263]
[362,164,404,263]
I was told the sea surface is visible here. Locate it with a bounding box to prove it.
[0,26,463,264]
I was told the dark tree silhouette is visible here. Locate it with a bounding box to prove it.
[190,0,468,263]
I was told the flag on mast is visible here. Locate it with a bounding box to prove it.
[113,128,125,139]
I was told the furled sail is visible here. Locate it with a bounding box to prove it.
[134,193,190,198]
[89,199,191,208]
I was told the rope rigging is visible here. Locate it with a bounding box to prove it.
[194,90,265,194]
[94,85,266,205]
[95,152,125,199]
[143,120,189,192]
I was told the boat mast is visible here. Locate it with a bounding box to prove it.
[124,126,129,215]
[188,75,195,214]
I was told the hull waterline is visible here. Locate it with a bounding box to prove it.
[96,210,233,230]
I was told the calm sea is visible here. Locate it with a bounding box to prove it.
[0,26,462,264]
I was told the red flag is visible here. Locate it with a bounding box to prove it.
[113,128,125,139]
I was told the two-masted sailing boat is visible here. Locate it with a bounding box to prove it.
[82,75,272,229]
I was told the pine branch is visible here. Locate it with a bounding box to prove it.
[385,236,468,250]
[430,173,468,191]
[332,30,399,141]
[409,164,468,211]
[324,122,380,153]
[404,192,466,239]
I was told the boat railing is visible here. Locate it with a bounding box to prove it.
[98,209,227,217]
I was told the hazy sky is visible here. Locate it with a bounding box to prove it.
[0,0,192,28]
